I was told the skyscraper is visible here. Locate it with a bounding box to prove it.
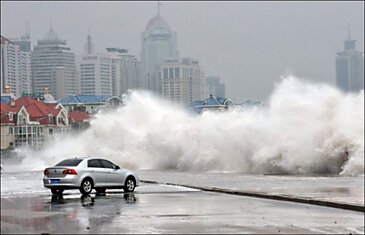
[31,28,77,100]
[1,35,31,97]
[141,4,179,94]
[107,48,142,96]
[12,33,31,53]
[205,76,226,98]
[11,20,31,52]
[79,55,113,96]
[336,29,364,92]
[79,33,113,96]
[160,57,204,105]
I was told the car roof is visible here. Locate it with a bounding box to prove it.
[63,157,110,161]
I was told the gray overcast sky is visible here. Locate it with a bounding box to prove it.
[1,1,364,102]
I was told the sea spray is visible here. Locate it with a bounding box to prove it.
[6,76,364,176]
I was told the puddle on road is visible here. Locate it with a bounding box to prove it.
[316,187,350,194]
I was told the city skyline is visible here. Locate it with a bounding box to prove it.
[1,1,364,102]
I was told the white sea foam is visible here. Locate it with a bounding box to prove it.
[6,76,364,176]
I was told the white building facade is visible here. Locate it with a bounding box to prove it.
[1,36,32,97]
[79,31,142,97]
[78,32,112,96]
[106,48,142,96]
[160,58,206,105]
[336,34,364,92]
[79,54,113,96]
[31,28,77,100]
[141,14,179,94]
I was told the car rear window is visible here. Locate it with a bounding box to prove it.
[88,159,102,168]
[55,159,83,166]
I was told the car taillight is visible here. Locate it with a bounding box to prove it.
[63,169,78,175]
[44,168,49,176]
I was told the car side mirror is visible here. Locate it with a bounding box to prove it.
[115,165,120,170]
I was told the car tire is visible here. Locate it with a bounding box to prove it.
[51,188,64,195]
[80,178,93,195]
[124,176,136,192]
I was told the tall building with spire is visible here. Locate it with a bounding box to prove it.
[85,30,95,56]
[141,2,179,94]
[79,32,113,96]
[336,27,364,92]
[31,27,77,99]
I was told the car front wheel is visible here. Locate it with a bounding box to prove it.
[124,177,136,192]
[80,178,93,195]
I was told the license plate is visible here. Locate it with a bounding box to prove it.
[50,179,60,184]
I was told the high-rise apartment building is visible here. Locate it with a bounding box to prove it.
[106,48,142,96]
[31,28,77,100]
[160,57,205,105]
[205,76,226,98]
[141,10,178,94]
[19,50,32,95]
[11,20,31,52]
[336,31,364,92]
[79,33,113,96]
[79,55,113,96]
[1,36,31,97]
[12,33,31,52]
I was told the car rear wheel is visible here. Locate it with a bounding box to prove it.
[80,178,93,195]
[51,188,64,195]
[124,177,136,192]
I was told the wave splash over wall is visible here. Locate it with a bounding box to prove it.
[16,76,365,176]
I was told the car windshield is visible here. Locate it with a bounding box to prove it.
[55,159,83,166]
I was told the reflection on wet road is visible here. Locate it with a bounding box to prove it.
[1,192,141,234]
[1,171,364,234]
[1,183,364,234]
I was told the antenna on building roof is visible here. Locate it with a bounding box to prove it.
[157,0,161,17]
[24,20,30,38]
[50,17,53,31]
[85,29,95,55]
[348,23,351,40]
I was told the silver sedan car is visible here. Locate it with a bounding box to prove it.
[43,157,139,195]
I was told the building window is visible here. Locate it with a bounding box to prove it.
[58,117,65,125]
[18,114,27,125]
[8,112,13,121]
[163,69,168,79]
[49,129,53,135]
[169,68,174,79]
[175,68,180,79]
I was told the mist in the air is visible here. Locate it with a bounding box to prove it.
[9,76,364,176]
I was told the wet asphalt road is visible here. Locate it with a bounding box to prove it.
[1,185,364,234]
[1,171,364,234]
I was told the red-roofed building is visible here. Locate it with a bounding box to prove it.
[1,96,70,150]
[68,110,91,130]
